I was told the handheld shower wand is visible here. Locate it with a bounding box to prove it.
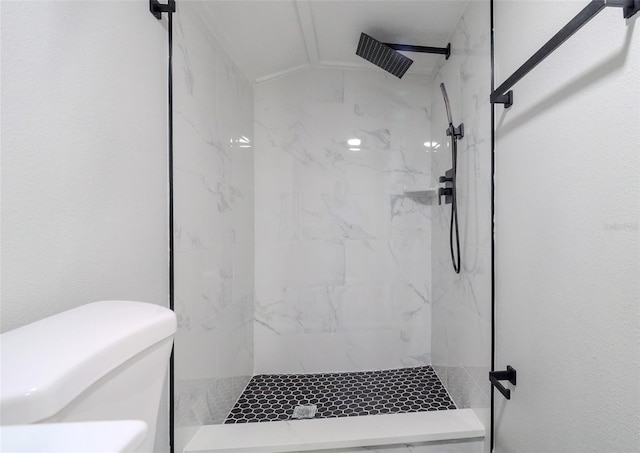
[440,83,464,139]
[440,83,453,126]
[438,83,463,274]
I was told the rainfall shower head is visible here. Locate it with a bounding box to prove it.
[440,82,453,125]
[356,33,413,79]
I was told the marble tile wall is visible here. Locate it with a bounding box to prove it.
[254,68,433,374]
[172,2,254,449]
[429,0,492,436]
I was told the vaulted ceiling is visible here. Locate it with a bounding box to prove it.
[195,0,470,83]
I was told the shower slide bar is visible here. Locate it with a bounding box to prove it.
[491,0,639,108]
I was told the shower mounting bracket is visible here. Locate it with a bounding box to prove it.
[150,0,175,19]
[492,90,513,109]
[447,123,464,139]
[489,365,517,400]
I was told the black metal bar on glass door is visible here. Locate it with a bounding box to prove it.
[150,2,176,452]
[490,0,497,447]
[491,0,639,107]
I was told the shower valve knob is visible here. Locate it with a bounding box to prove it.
[438,187,452,205]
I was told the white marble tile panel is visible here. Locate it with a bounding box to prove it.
[440,365,490,411]
[288,240,346,287]
[460,246,492,322]
[253,329,400,375]
[256,285,340,336]
[232,140,255,186]
[254,103,302,147]
[174,169,220,252]
[340,150,393,195]
[456,117,492,250]
[216,303,253,378]
[175,249,227,323]
[175,378,216,428]
[253,328,300,375]
[173,0,254,432]
[345,240,400,286]
[255,284,394,337]
[391,284,432,368]
[388,106,432,162]
[174,327,219,380]
[339,285,393,333]
[173,112,220,177]
[254,241,291,290]
[232,241,254,306]
[255,67,344,106]
[389,198,431,286]
[300,194,391,242]
[292,158,350,195]
[302,102,390,146]
[255,67,433,373]
[344,71,431,107]
[231,180,254,245]
[256,240,346,289]
[437,301,489,370]
[254,284,292,335]
[255,192,300,242]
[296,286,344,334]
[254,143,296,195]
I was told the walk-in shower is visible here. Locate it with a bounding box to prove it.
[171,2,491,450]
[196,29,473,432]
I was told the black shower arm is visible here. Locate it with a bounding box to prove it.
[384,43,451,60]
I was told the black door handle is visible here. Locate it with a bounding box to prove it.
[489,365,516,400]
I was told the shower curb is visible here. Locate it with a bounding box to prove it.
[184,409,484,452]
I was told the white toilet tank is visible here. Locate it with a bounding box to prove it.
[0,300,177,453]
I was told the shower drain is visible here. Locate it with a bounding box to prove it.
[292,404,317,419]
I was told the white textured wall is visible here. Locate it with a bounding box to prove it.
[494,2,639,452]
[1,0,169,450]
[171,3,254,450]
[254,68,433,374]
[430,0,492,443]
[1,1,168,330]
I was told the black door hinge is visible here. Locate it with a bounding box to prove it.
[150,0,176,19]
[489,365,517,400]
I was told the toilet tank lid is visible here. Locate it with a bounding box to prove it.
[0,301,176,425]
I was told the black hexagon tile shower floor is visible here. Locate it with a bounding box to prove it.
[224,366,456,424]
